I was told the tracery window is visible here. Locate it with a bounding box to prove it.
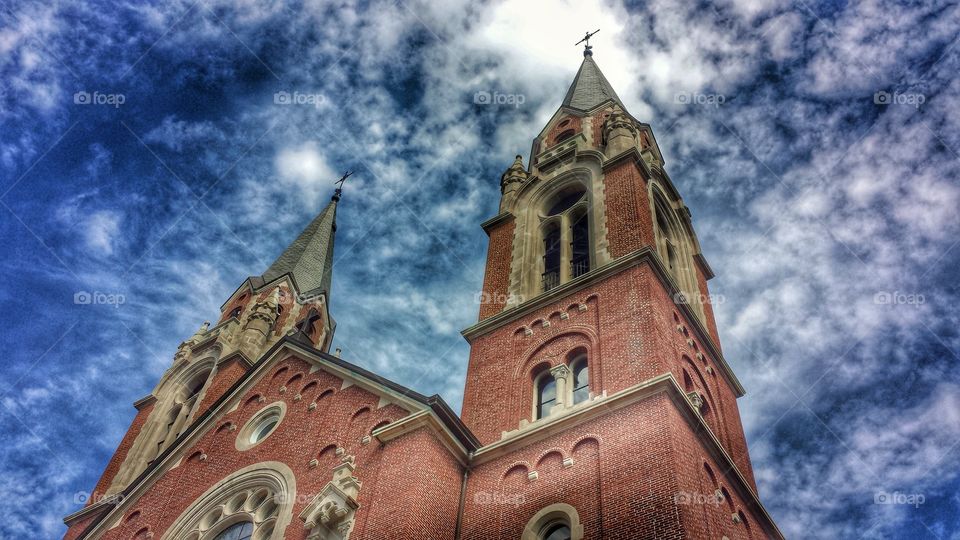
[213,522,254,540]
[540,188,590,292]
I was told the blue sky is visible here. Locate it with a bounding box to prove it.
[1,0,959,537]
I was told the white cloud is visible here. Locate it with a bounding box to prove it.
[274,141,337,192]
[82,210,121,256]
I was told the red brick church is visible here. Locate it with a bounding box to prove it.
[64,46,783,540]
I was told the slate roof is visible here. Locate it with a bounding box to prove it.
[262,196,337,295]
[561,54,626,112]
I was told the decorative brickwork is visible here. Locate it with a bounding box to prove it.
[66,50,780,540]
[478,215,516,320]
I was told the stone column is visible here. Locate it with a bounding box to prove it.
[550,364,572,413]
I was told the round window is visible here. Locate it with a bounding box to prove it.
[236,402,286,451]
[249,415,279,444]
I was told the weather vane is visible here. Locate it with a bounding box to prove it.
[575,29,600,56]
[333,170,352,200]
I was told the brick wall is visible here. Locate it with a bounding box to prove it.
[84,400,155,506]
[478,216,516,320]
[601,159,656,257]
[462,262,753,486]
[68,354,456,540]
[461,395,769,539]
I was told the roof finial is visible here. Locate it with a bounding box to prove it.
[575,29,600,57]
[333,170,353,201]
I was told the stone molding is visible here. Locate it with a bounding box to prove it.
[461,247,745,397]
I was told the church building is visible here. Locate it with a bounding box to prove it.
[64,45,783,540]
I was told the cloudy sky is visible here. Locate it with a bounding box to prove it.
[2,0,959,537]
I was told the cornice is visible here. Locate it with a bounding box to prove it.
[70,336,475,539]
[469,373,783,539]
[132,394,156,411]
[693,253,715,280]
[480,212,514,235]
[461,248,745,397]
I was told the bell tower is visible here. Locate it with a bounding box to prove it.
[458,45,783,539]
[87,194,340,499]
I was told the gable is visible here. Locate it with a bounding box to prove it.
[70,336,477,539]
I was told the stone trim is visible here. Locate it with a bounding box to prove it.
[480,212,514,234]
[132,394,157,411]
[159,461,296,540]
[372,409,470,466]
[461,247,745,397]
[693,252,715,280]
[235,401,287,452]
[521,503,584,540]
[471,373,784,539]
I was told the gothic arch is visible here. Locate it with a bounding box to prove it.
[682,356,727,442]
[511,167,607,300]
[110,358,217,494]
[161,461,296,540]
[650,184,703,319]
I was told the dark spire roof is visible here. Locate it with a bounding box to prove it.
[262,195,337,295]
[561,54,625,112]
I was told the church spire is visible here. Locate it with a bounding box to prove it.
[261,193,338,296]
[560,53,625,112]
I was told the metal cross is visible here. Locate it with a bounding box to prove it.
[575,29,600,49]
[334,170,353,198]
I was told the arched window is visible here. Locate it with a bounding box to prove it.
[555,129,576,143]
[571,356,589,405]
[540,187,590,293]
[542,223,562,291]
[536,374,557,420]
[213,522,253,540]
[229,306,243,319]
[522,503,583,540]
[152,368,211,461]
[570,209,589,279]
[541,522,572,540]
[163,462,296,540]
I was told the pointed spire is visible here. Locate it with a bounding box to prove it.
[561,55,625,112]
[262,194,338,296]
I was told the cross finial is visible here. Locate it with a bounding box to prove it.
[574,29,600,57]
[333,171,353,201]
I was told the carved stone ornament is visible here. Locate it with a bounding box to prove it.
[686,391,704,412]
[300,456,362,540]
